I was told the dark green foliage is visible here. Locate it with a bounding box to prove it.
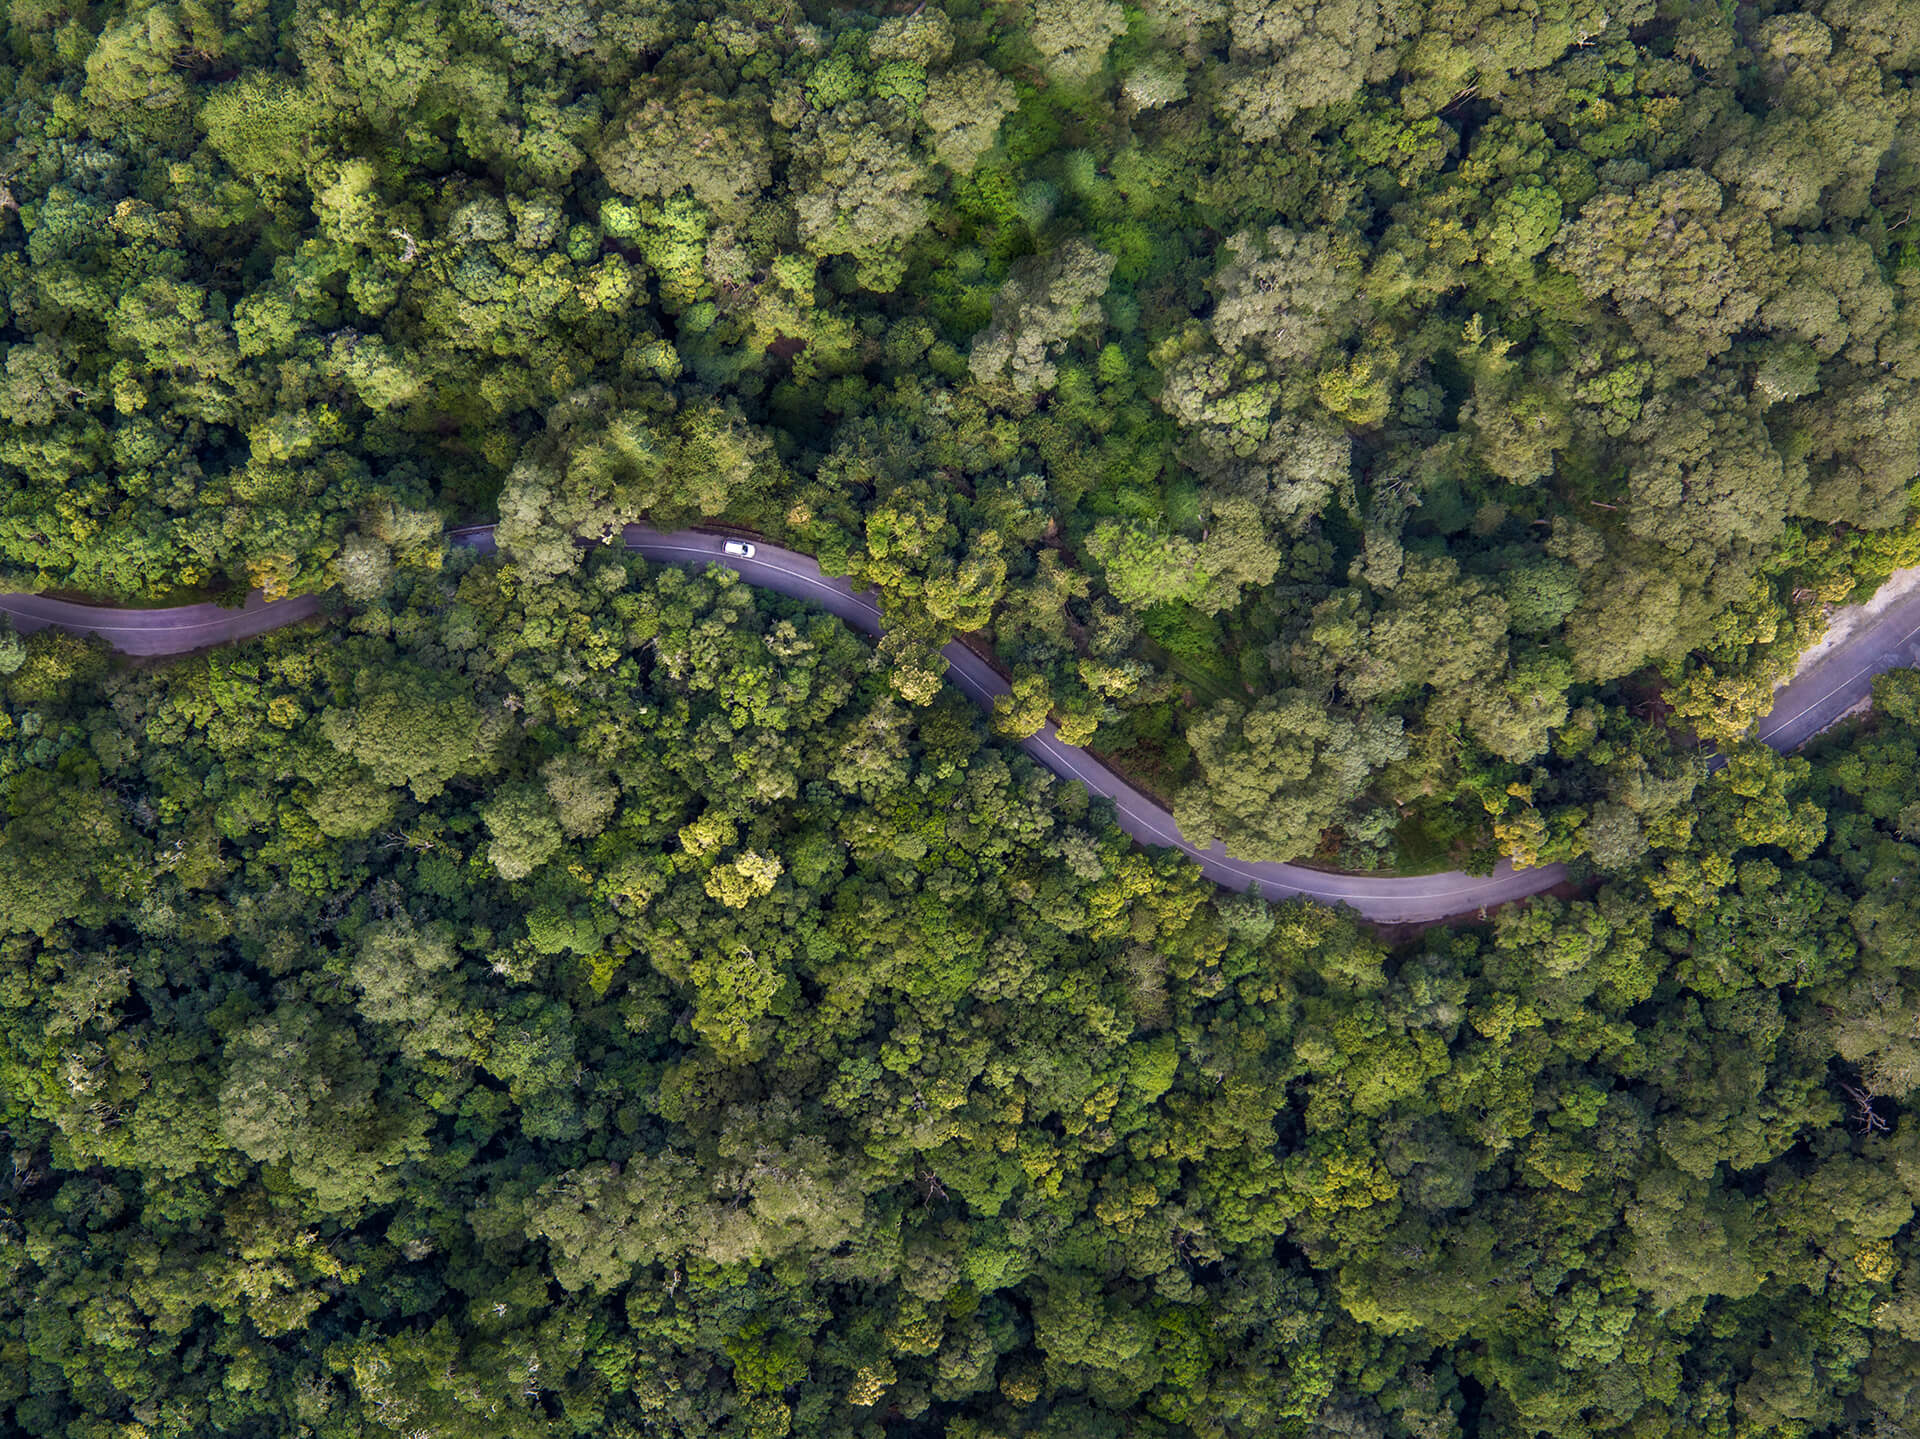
[6,0,1916,872]
[6,564,1920,1439]
[8,2,1920,1432]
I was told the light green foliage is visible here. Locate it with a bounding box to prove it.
[1174,690,1409,859]
[1300,557,1511,708]
[331,532,395,601]
[1085,521,1210,609]
[1217,0,1404,140]
[542,751,615,839]
[970,239,1117,393]
[793,102,931,291]
[5,4,1920,1433]
[1028,0,1127,85]
[993,672,1054,738]
[1086,495,1282,615]
[871,9,953,68]
[1479,179,1563,267]
[1625,382,1794,555]
[922,61,1019,174]
[1551,169,1776,376]
[1455,319,1571,485]
[199,75,331,179]
[597,82,773,222]
[483,782,566,880]
[319,666,502,801]
[84,1,224,120]
[1122,55,1188,109]
[352,916,470,1062]
[1208,226,1364,364]
[1157,351,1353,533]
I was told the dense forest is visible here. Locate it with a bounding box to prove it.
[5,0,1920,868]
[8,0,1920,1434]
[5,555,1920,1438]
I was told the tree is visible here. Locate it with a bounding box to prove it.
[542,752,615,839]
[1207,226,1364,365]
[1560,543,1717,682]
[597,82,774,223]
[1759,234,1895,366]
[994,673,1055,739]
[1783,368,1920,530]
[331,532,394,600]
[1028,0,1127,86]
[218,1004,427,1217]
[351,916,471,1063]
[494,393,779,574]
[1455,322,1570,486]
[1708,15,1899,228]
[1502,558,1580,635]
[1084,504,1284,616]
[199,75,331,180]
[1467,654,1572,763]
[319,666,504,801]
[483,783,566,880]
[1299,558,1510,708]
[1157,353,1352,534]
[1550,170,1775,377]
[1621,1169,1766,1310]
[793,102,931,291]
[1173,691,1408,859]
[922,62,1019,174]
[969,239,1117,394]
[1216,0,1404,140]
[1623,381,1795,556]
[0,770,139,937]
[84,2,224,124]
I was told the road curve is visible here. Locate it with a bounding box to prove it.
[2,527,1904,924]
[0,589,323,656]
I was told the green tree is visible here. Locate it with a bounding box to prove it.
[1216,0,1404,140]
[1028,0,1127,86]
[793,102,931,291]
[1551,169,1775,378]
[1173,691,1408,859]
[1208,226,1363,365]
[483,783,566,880]
[923,62,1019,174]
[319,667,504,801]
[598,82,774,223]
[969,239,1117,394]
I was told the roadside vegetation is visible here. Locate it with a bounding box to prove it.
[7,0,1920,1434]
[3,558,1920,1439]
[6,0,1920,869]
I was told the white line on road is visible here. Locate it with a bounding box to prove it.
[1757,610,1920,742]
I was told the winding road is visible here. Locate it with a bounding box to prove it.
[3,527,1914,925]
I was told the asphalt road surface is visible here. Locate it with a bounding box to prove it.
[4,526,1903,924]
[1754,584,1920,751]
[0,589,323,656]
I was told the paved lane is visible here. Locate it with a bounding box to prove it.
[0,590,323,655]
[1756,585,1920,751]
[21,525,1907,924]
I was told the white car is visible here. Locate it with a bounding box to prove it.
[723,540,756,559]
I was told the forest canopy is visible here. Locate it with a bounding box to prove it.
[3,550,1920,1439]
[7,0,1920,1436]
[4,0,1920,869]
